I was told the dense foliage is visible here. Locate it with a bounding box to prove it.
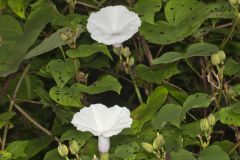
[0,0,240,159]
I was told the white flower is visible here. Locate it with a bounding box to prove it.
[87,5,141,47]
[71,104,132,153]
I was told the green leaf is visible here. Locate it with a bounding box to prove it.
[134,0,162,23]
[136,64,180,84]
[153,52,184,64]
[170,149,196,160]
[181,93,212,120]
[61,130,92,147]
[7,0,27,19]
[140,0,233,44]
[125,87,168,135]
[17,136,53,160]
[52,14,87,27]
[74,75,122,95]
[224,58,240,76]
[49,75,122,107]
[46,59,80,88]
[0,15,23,41]
[152,104,183,128]
[49,85,82,107]
[24,27,83,59]
[66,43,112,60]
[183,93,212,111]
[43,149,64,160]
[0,111,16,129]
[181,121,201,138]
[184,43,219,57]
[115,142,139,160]
[0,0,57,77]
[6,141,28,159]
[217,102,240,126]
[146,86,168,120]
[0,150,12,160]
[153,43,218,64]
[198,145,230,160]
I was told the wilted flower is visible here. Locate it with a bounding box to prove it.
[71,104,132,153]
[87,5,141,48]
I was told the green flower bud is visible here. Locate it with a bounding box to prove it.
[207,113,216,126]
[92,154,98,160]
[59,32,69,41]
[200,118,210,131]
[122,47,131,57]
[218,50,226,62]
[128,57,135,66]
[58,143,69,157]
[153,133,165,150]
[142,142,154,153]
[211,53,221,66]
[69,140,80,155]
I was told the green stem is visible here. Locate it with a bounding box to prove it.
[100,152,109,160]
[130,75,143,104]
[59,46,66,61]
[185,59,201,78]
[76,1,98,9]
[229,140,240,154]
[1,64,31,150]
[13,104,60,142]
[220,16,239,49]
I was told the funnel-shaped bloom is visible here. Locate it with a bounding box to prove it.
[87,5,141,47]
[71,104,132,153]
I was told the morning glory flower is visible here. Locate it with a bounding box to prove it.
[87,5,141,48]
[71,104,132,153]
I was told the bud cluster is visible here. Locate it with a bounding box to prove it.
[59,26,83,48]
[211,50,226,66]
[199,114,216,148]
[142,133,166,159]
[57,140,81,159]
[114,46,135,74]
[229,0,240,7]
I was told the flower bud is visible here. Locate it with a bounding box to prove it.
[142,142,154,153]
[218,50,226,62]
[153,133,165,150]
[93,154,99,160]
[200,118,210,131]
[58,143,69,157]
[69,140,80,155]
[59,32,69,41]
[122,47,131,57]
[207,113,216,126]
[211,53,221,66]
[128,57,135,66]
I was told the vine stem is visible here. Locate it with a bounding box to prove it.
[229,140,240,154]
[130,75,143,104]
[185,59,201,78]
[220,16,239,49]
[1,64,31,150]
[14,104,60,142]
